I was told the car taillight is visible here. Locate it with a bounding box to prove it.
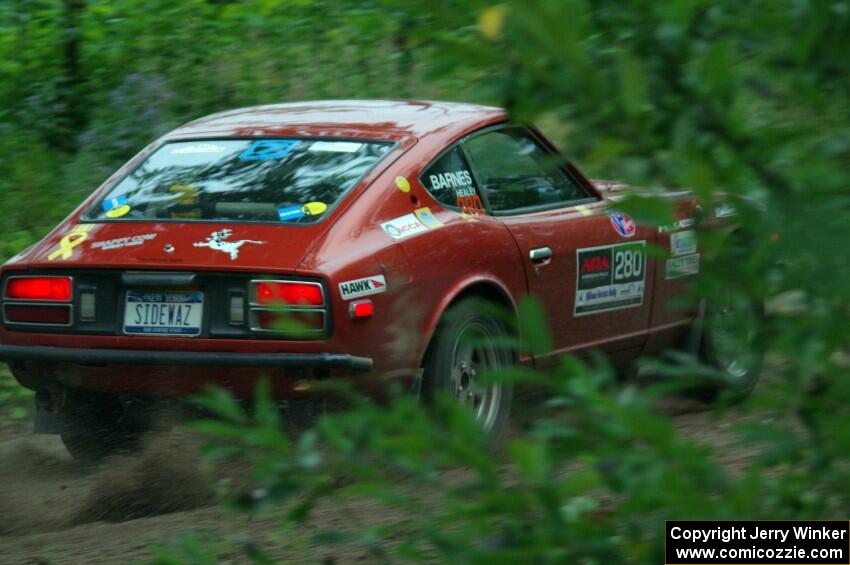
[254,281,324,306]
[254,310,326,333]
[248,279,327,337]
[349,300,373,319]
[4,304,71,325]
[5,276,72,302]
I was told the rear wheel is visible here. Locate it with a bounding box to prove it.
[421,298,513,438]
[60,390,146,463]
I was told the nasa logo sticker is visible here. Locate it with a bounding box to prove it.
[608,212,636,238]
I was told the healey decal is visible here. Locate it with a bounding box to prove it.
[456,188,486,217]
[670,230,697,256]
[48,224,95,261]
[381,214,429,240]
[608,212,636,238]
[339,274,387,301]
[193,228,265,260]
[666,253,700,279]
[575,241,646,316]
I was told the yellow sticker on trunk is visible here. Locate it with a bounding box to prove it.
[48,224,94,261]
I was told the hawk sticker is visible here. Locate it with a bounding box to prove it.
[339,275,387,300]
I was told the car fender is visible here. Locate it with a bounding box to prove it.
[415,274,520,370]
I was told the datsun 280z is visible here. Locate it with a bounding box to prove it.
[0,100,759,460]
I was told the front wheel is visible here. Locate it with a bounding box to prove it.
[421,298,514,438]
[695,289,764,401]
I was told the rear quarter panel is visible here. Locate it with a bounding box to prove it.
[303,136,528,382]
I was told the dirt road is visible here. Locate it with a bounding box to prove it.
[0,398,764,565]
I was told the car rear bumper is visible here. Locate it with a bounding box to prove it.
[0,344,373,372]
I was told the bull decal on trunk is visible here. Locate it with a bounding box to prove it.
[193,228,265,260]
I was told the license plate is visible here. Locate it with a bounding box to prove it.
[123,291,203,336]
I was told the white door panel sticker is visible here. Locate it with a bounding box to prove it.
[381,214,429,239]
[670,230,697,256]
[665,253,700,280]
[574,241,647,316]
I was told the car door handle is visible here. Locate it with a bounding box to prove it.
[529,247,552,262]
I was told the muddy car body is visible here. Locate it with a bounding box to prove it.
[0,100,752,458]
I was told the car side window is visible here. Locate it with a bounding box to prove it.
[420,146,486,215]
[463,128,589,214]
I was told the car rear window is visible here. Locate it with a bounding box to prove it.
[84,138,395,223]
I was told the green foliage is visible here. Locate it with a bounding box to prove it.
[0,367,32,423]
[150,530,220,565]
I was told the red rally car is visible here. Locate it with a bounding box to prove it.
[0,100,758,459]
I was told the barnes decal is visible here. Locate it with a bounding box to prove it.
[429,170,473,190]
[339,274,387,300]
[575,241,646,316]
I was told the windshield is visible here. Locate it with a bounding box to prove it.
[84,138,395,223]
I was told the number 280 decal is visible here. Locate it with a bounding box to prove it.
[574,241,647,316]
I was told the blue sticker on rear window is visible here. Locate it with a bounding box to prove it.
[102,195,128,212]
[278,205,305,221]
[239,140,300,161]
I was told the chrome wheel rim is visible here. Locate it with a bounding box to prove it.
[450,320,503,432]
[710,291,758,382]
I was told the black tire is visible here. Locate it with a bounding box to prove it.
[421,298,514,438]
[60,390,145,463]
[694,289,764,402]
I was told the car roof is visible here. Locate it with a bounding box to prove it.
[168,99,507,142]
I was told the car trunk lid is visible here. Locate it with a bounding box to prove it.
[20,221,325,273]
